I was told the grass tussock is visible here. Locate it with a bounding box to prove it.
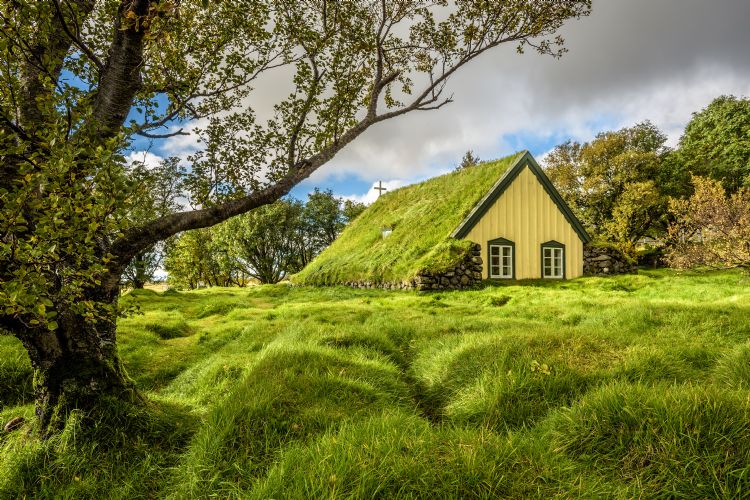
[712,342,750,389]
[142,311,193,340]
[0,270,749,497]
[0,337,33,407]
[169,343,412,497]
[254,412,611,499]
[551,382,750,497]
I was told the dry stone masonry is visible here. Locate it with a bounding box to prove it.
[413,243,483,291]
[343,243,483,291]
[584,244,638,276]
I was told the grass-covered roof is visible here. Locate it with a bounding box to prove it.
[293,152,524,285]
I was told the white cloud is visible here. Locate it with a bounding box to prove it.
[126,150,164,170]
[145,0,750,195]
[309,0,750,183]
[342,179,412,206]
[158,120,207,160]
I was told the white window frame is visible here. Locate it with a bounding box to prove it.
[489,244,513,279]
[542,246,564,279]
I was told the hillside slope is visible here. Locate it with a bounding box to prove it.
[293,153,523,285]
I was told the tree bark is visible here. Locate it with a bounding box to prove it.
[13,294,139,435]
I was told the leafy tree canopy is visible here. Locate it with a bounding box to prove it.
[212,199,305,285]
[164,228,240,289]
[545,121,674,249]
[167,189,365,286]
[121,157,184,288]
[676,95,750,193]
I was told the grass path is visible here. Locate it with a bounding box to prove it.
[1,270,750,498]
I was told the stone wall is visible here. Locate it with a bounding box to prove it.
[584,244,638,276]
[413,243,483,291]
[343,243,483,291]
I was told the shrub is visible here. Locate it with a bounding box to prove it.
[636,244,666,268]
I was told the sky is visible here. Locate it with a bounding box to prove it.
[128,0,750,206]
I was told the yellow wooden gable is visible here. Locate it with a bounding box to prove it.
[452,152,589,280]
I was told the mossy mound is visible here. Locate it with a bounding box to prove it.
[293,153,522,285]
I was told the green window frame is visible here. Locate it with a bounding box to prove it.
[488,237,515,279]
[541,240,565,279]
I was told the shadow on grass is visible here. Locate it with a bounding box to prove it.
[0,396,198,499]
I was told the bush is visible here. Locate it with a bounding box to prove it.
[587,239,637,264]
[636,244,666,268]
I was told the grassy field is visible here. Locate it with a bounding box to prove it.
[1,270,750,498]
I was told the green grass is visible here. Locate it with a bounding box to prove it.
[293,153,522,285]
[1,270,749,498]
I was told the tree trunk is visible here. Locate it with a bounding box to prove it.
[15,300,139,435]
[132,277,146,289]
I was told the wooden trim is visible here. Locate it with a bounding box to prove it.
[541,240,566,279]
[451,151,591,244]
[487,237,515,280]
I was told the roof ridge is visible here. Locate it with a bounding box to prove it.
[451,152,590,243]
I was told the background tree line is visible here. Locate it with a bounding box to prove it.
[160,189,365,288]
[542,94,750,270]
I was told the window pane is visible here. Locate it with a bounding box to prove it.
[489,244,514,278]
[542,247,562,278]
